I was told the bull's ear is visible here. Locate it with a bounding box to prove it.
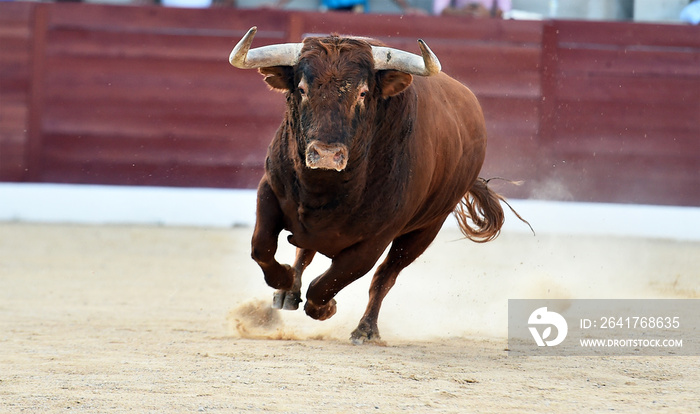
[258,66,294,92]
[379,70,413,98]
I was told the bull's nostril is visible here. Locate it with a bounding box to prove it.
[334,151,345,163]
[308,148,320,163]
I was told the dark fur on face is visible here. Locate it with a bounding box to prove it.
[259,36,414,175]
[294,37,376,162]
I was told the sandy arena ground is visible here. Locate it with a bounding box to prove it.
[1,222,699,412]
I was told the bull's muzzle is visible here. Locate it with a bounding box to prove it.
[305,141,349,172]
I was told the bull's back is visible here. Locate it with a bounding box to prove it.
[403,73,487,231]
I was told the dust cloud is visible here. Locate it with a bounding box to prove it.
[528,176,575,201]
[227,299,293,340]
[227,298,342,341]
[229,228,699,343]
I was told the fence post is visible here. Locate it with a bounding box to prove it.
[26,3,49,182]
[538,20,559,146]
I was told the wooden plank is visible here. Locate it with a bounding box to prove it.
[538,21,559,145]
[41,132,270,167]
[42,99,282,139]
[41,60,283,119]
[0,103,29,181]
[44,21,290,62]
[0,1,34,182]
[452,70,539,99]
[436,44,541,98]
[25,3,50,182]
[554,20,700,49]
[0,1,33,24]
[46,29,234,62]
[552,100,698,139]
[550,126,700,158]
[39,157,265,189]
[42,57,275,104]
[480,97,540,133]
[435,43,541,73]
[555,74,699,104]
[538,153,700,205]
[297,11,543,44]
[47,3,290,35]
[0,103,28,134]
[556,47,700,78]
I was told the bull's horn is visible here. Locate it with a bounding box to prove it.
[229,26,303,69]
[371,40,441,76]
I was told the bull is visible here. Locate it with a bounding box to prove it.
[229,26,519,344]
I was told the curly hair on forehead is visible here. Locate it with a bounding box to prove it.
[299,36,376,83]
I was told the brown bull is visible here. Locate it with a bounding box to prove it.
[230,27,513,344]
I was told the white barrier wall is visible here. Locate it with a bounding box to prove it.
[2,183,699,240]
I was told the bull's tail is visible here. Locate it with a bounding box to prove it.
[453,177,533,243]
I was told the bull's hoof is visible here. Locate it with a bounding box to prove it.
[272,290,302,310]
[350,321,385,345]
[304,298,337,321]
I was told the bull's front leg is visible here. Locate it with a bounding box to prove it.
[304,238,391,321]
[251,179,294,291]
[272,248,316,310]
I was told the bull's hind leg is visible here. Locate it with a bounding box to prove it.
[351,220,445,344]
[273,248,316,310]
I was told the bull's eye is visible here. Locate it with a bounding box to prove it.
[298,78,309,100]
[357,84,369,103]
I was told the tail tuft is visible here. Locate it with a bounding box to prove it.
[454,177,533,243]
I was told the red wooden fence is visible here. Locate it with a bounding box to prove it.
[1,2,699,206]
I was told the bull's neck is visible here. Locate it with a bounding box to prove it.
[295,157,368,210]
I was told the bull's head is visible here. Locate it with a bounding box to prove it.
[229,26,440,172]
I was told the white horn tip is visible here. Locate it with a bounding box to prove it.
[418,39,441,75]
[230,26,259,68]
